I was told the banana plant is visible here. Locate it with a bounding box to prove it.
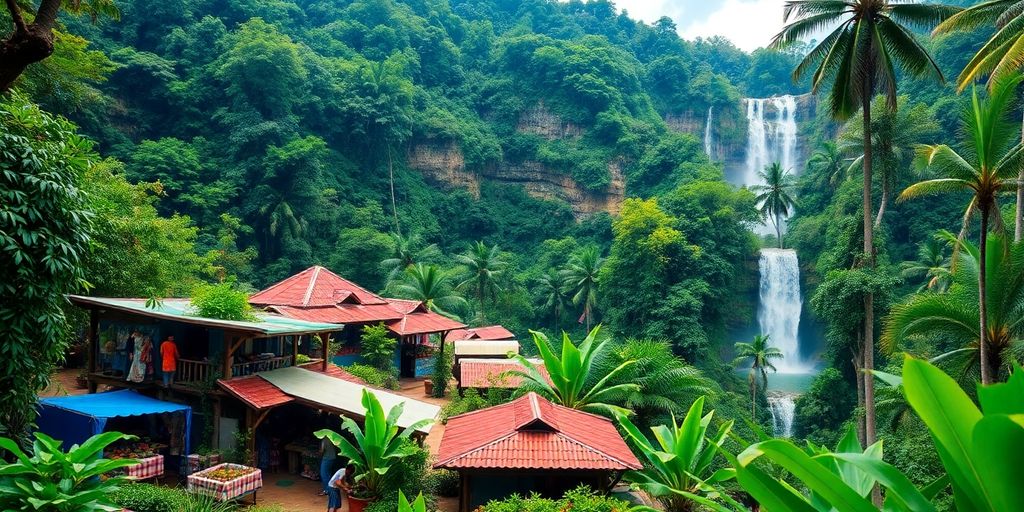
[616,396,738,512]
[398,490,426,512]
[314,389,433,500]
[0,431,139,512]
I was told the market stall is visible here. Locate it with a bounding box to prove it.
[188,463,262,503]
[36,390,192,479]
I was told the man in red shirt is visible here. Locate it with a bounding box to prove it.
[160,335,180,387]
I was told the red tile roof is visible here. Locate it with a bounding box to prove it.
[250,266,387,307]
[218,363,365,410]
[250,267,465,334]
[434,393,642,471]
[446,325,516,342]
[458,359,550,389]
[387,311,466,336]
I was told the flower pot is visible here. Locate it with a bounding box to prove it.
[347,495,372,512]
[423,380,433,396]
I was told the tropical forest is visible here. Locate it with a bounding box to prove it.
[1,0,1023,510]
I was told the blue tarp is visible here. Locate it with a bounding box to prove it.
[37,390,191,454]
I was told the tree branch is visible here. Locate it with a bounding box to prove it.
[4,0,27,33]
[33,0,62,30]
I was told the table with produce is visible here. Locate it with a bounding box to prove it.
[187,463,262,503]
[107,439,166,481]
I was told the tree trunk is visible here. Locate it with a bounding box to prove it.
[874,182,888,229]
[860,91,879,465]
[853,335,865,447]
[1017,111,1023,242]
[387,148,401,237]
[751,372,757,420]
[978,209,991,385]
[0,25,56,92]
[776,213,784,249]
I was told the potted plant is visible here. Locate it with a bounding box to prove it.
[314,389,432,512]
[75,370,89,389]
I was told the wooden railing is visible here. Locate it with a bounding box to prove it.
[176,355,296,383]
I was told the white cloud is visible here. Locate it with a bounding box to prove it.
[612,0,789,52]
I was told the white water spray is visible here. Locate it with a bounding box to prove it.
[758,248,806,373]
[704,106,714,160]
[767,392,797,438]
[742,96,799,186]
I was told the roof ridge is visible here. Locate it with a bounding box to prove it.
[553,432,642,469]
[435,430,519,467]
[302,266,322,306]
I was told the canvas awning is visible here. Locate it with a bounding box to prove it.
[454,339,519,356]
[37,390,192,452]
[258,367,439,434]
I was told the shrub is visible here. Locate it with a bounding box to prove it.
[111,483,185,512]
[441,388,513,421]
[431,342,453,398]
[360,323,396,371]
[190,283,256,321]
[346,363,399,390]
[478,486,631,512]
[425,469,460,497]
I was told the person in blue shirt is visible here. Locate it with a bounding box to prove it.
[317,435,338,496]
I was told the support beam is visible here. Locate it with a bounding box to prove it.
[292,335,299,366]
[320,333,329,371]
[252,409,271,430]
[223,334,239,379]
[87,309,99,393]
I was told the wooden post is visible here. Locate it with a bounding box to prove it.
[292,335,299,366]
[320,333,329,372]
[244,408,256,464]
[212,399,222,450]
[460,472,470,512]
[87,309,99,393]
[223,335,235,379]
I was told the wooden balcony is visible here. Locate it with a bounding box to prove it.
[176,355,315,384]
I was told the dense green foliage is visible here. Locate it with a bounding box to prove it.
[189,283,256,321]
[477,485,636,512]
[359,323,398,371]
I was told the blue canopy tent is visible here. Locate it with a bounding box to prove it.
[37,390,191,454]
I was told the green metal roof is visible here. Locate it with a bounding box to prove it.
[68,295,342,336]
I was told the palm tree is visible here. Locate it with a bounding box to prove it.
[390,263,468,320]
[808,141,847,189]
[732,334,783,419]
[455,241,505,307]
[838,97,941,228]
[883,235,1024,384]
[508,326,640,417]
[752,162,797,248]
[595,339,713,429]
[773,0,953,452]
[935,1,1024,241]
[900,234,952,293]
[560,246,603,331]
[899,75,1024,385]
[258,195,305,258]
[380,232,440,281]
[537,269,568,329]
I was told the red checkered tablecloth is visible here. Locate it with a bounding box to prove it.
[186,453,222,474]
[124,455,164,480]
[187,463,262,501]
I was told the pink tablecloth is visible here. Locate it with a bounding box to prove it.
[124,455,164,480]
[187,463,262,501]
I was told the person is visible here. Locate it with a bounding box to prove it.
[326,464,354,512]
[127,334,154,383]
[159,335,180,387]
[317,435,338,496]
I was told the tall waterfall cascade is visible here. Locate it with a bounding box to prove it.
[768,392,797,438]
[704,106,714,160]
[758,248,806,372]
[743,95,799,186]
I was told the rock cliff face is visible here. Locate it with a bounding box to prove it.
[406,103,624,218]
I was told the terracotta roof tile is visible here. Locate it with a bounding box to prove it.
[434,393,641,471]
[250,266,387,307]
[217,363,365,410]
[268,304,403,324]
[446,325,516,342]
[387,311,466,336]
[458,359,549,389]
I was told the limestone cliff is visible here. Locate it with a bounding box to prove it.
[406,103,624,218]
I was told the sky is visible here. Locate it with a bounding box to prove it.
[613,0,789,52]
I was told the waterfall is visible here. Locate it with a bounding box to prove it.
[767,392,797,438]
[758,248,807,372]
[704,106,714,160]
[742,95,799,186]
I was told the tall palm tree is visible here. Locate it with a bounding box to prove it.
[899,75,1024,384]
[538,269,568,329]
[752,162,797,248]
[773,0,954,452]
[900,234,952,293]
[883,235,1024,384]
[733,334,784,419]
[808,141,847,189]
[455,241,505,307]
[838,97,941,228]
[390,263,468,320]
[508,326,640,417]
[935,0,1024,241]
[561,246,603,331]
[380,232,440,281]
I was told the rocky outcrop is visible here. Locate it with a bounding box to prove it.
[406,103,624,218]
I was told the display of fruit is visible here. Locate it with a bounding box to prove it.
[107,440,164,459]
[201,465,257,482]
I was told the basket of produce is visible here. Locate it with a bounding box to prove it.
[108,440,165,480]
[187,463,262,502]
